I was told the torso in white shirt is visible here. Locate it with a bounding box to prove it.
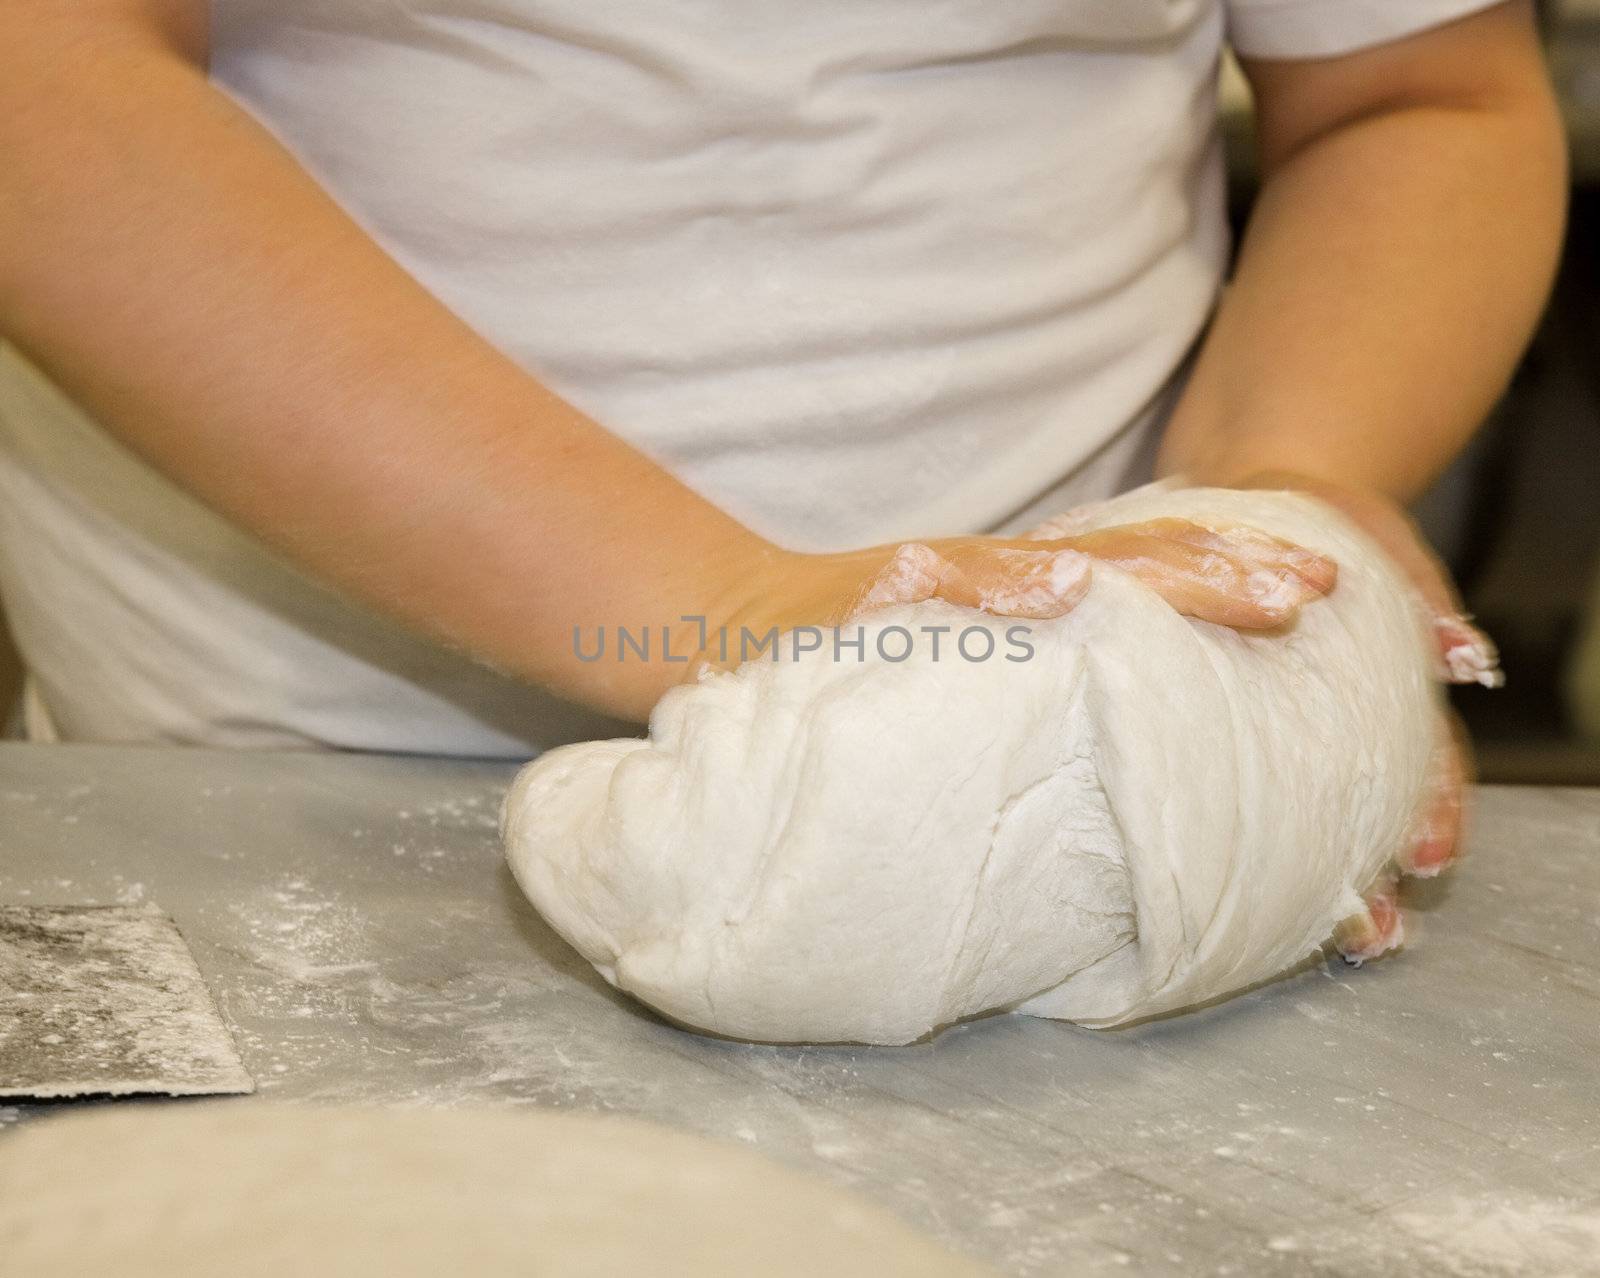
[0,0,1496,752]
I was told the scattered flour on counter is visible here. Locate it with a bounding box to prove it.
[228,878,374,988]
[1390,1196,1600,1275]
[405,793,501,834]
[218,876,380,1083]
[1260,1194,1600,1276]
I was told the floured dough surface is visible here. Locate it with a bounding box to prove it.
[0,1105,989,1278]
[503,487,1438,1045]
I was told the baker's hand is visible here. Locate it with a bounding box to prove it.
[704,519,1336,672]
[1226,470,1499,964]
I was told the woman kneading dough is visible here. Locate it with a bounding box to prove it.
[0,3,1565,977]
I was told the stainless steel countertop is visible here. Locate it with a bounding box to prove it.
[1,743,1596,1275]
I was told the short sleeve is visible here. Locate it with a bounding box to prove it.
[1225,0,1509,60]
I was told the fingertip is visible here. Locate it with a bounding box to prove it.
[1367,888,1402,939]
[1169,521,1338,597]
[1435,615,1504,688]
[1335,907,1405,966]
[1403,854,1451,880]
[1292,552,1338,597]
[1399,749,1464,877]
[1334,882,1405,965]
[1238,569,1323,627]
[1399,817,1459,877]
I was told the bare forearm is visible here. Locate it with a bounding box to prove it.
[1161,19,1566,500]
[0,13,770,718]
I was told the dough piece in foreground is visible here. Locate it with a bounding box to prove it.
[0,1104,990,1278]
[504,487,1438,1044]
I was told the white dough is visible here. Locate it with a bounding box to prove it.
[0,1105,989,1277]
[503,487,1438,1045]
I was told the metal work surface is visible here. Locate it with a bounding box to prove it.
[1,743,1596,1275]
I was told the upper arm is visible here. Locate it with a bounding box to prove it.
[1238,1,1558,173]
[4,1,208,67]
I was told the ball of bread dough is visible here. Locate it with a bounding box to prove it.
[0,1105,989,1277]
[503,487,1438,1044]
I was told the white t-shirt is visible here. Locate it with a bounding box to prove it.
[0,0,1499,754]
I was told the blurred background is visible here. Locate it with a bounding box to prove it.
[1,3,1597,781]
[1220,0,1600,784]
